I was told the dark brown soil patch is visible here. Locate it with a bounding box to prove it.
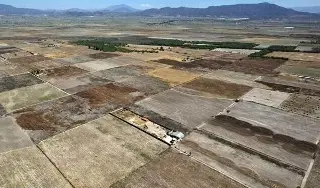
[192,59,232,70]
[88,52,120,59]
[127,104,191,134]
[0,104,6,116]
[0,48,19,54]
[76,83,142,107]
[215,115,318,153]
[222,58,286,76]
[0,73,43,93]
[12,95,118,142]
[183,78,252,99]
[43,66,88,78]
[155,59,232,70]
[9,55,51,64]
[16,111,54,131]
[181,139,287,188]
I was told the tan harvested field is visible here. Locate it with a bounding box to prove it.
[148,67,200,86]
[0,146,72,188]
[112,149,246,188]
[38,115,168,188]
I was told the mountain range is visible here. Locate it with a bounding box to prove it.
[0,3,319,19]
[293,6,320,14]
[138,3,318,19]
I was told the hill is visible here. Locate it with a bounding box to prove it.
[0,4,139,15]
[104,4,139,13]
[139,3,318,19]
[0,4,43,15]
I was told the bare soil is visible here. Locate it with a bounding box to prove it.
[0,73,43,93]
[215,115,318,153]
[16,112,55,131]
[111,149,245,188]
[12,95,119,142]
[75,83,143,107]
[42,66,88,78]
[155,58,232,70]
[9,55,51,64]
[222,58,286,76]
[279,94,320,119]
[183,78,252,99]
[88,52,120,59]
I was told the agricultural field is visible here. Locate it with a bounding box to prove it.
[0,16,320,188]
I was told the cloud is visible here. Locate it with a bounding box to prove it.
[140,4,152,8]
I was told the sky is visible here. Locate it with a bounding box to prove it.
[1,0,320,10]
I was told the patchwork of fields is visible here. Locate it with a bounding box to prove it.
[0,20,320,188]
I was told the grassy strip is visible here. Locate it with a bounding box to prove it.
[73,40,159,53]
[140,39,258,49]
[73,37,259,51]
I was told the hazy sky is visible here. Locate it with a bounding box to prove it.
[2,0,320,10]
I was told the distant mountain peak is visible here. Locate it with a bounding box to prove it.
[104,4,139,13]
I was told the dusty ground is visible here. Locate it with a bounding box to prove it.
[137,89,233,129]
[111,149,246,188]
[279,94,320,119]
[8,55,51,64]
[0,73,43,93]
[0,146,72,188]
[75,83,143,107]
[183,77,252,99]
[154,58,232,72]
[40,66,88,80]
[88,52,120,59]
[38,115,168,188]
[276,60,320,78]
[241,88,290,107]
[0,83,67,114]
[0,116,33,154]
[222,58,286,76]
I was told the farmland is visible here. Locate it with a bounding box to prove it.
[0,15,319,188]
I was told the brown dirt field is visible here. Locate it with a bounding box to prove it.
[12,94,121,142]
[279,94,320,119]
[183,78,252,99]
[155,59,232,70]
[76,83,144,107]
[42,66,88,78]
[192,59,233,70]
[16,112,55,131]
[215,53,247,62]
[222,58,286,76]
[8,55,51,64]
[88,52,120,59]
